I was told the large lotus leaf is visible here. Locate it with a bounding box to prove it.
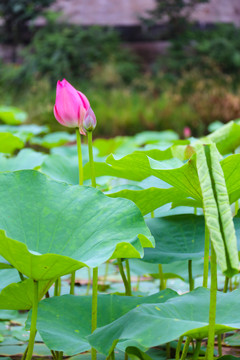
[108,187,201,216]
[221,154,240,204]
[203,121,240,155]
[142,215,205,264]
[0,124,49,136]
[133,131,179,145]
[88,287,240,355]
[0,269,20,291]
[84,153,201,202]
[40,154,79,184]
[0,133,24,154]
[51,144,96,159]
[26,290,177,355]
[0,278,54,310]
[30,131,76,149]
[93,137,137,157]
[0,149,46,172]
[0,107,27,125]
[196,144,239,277]
[0,171,154,280]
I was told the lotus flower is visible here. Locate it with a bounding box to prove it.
[83,107,97,132]
[53,79,90,135]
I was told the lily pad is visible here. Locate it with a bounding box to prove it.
[0,170,154,280]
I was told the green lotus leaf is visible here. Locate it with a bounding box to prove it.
[0,133,24,154]
[26,290,177,355]
[108,187,200,215]
[142,215,205,264]
[195,144,239,277]
[0,171,154,280]
[133,131,179,145]
[88,287,240,355]
[0,107,27,125]
[30,132,76,149]
[0,278,54,310]
[224,333,240,346]
[204,121,240,155]
[0,149,46,172]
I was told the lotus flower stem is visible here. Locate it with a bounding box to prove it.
[54,278,59,297]
[188,260,194,291]
[206,243,217,359]
[159,264,165,291]
[192,340,201,360]
[87,128,98,360]
[125,259,132,296]
[26,280,39,360]
[70,272,75,295]
[118,258,131,296]
[76,129,84,185]
[180,337,191,360]
[203,224,209,288]
[175,335,184,360]
[87,131,96,188]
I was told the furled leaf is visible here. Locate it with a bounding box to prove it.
[195,144,239,277]
[0,171,154,280]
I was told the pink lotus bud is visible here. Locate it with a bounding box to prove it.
[183,126,191,138]
[53,79,90,135]
[83,107,97,132]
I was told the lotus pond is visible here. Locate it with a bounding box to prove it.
[0,104,240,360]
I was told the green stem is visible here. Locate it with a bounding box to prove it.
[175,336,184,360]
[124,352,128,360]
[111,350,115,360]
[54,278,59,297]
[151,210,154,218]
[194,207,197,215]
[50,350,57,360]
[18,271,25,281]
[188,260,194,291]
[70,129,84,296]
[217,334,222,357]
[192,340,201,360]
[118,258,131,295]
[180,337,191,360]
[76,129,84,185]
[203,224,209,288]
[223,277,229,293]
[103,260,109,285]
[26,280,39,360]
[206,243,217,360]
[87,131,96,188]
[21,345,29,360]
[70,271,75,295]
[166,342,171,358]
[86,268,91,295]
[159,264,165,291]
[125,259,132,296]
[91,267,98,360]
